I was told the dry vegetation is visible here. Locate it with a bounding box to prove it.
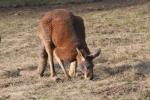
[0,0,150,99]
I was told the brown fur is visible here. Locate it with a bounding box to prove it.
[37,9,100,80]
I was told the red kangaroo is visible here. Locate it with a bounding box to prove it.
[37,9,100,81]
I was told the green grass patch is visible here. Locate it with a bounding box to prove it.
[0,0,93,7]
[0,0,50,7]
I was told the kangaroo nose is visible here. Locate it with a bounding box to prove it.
[84,72,93,80]
[85,76,93,80]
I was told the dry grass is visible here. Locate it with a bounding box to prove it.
[0,0,150,99]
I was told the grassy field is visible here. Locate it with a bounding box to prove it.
[0,0,150,99]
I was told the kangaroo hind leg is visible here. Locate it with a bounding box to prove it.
[37,44,48,77]
[38,18,58,81]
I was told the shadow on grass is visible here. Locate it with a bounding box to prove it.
[19,63,64,77]
[2,60,149,81]
[94,60,150,80]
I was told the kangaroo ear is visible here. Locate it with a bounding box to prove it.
[89,48,101,60]
[76,48,85,61]
[76,48,83,57]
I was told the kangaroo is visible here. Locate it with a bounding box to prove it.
[37,9,100,81]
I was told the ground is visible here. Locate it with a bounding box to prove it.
[0,0,150,100]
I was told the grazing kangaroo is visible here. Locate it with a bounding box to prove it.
[37,9,100,81]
